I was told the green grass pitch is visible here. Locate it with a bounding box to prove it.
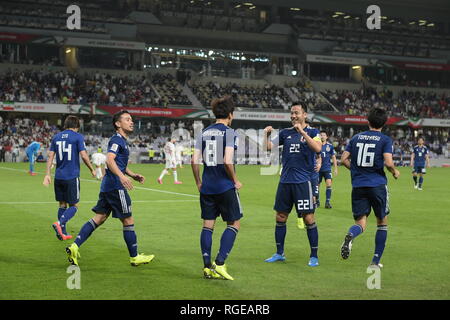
[0,162,449,300]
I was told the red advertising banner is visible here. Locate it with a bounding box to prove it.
[389,61,450,71]
[324,115,404,125]
[0,32,39,43]
[96,106,209,118]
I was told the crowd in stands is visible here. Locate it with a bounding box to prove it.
[190,81,290,109]
[0,116,58,161]
[322,87,450,119]
[0,69,192,107]
[0,114,448,165]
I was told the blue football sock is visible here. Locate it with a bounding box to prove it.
[419,177,423,187]
[306,223,319,258]
[200,227,213,268]
[29,162,34,173]
[413,176,418,185]
[372,225,388,265]
[275,222,286,255]
[215,226,238,265]
[123,224,138,258]
[326,187,332,202]
[74,219,98,247]
[348,224,363,239]
[59,206,77,232]
[58,207,67,233]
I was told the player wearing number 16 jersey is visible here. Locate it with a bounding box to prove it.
[340,108,400,268]
[263,103,322,267]
[192,96,242,281]
[43,116,95,241]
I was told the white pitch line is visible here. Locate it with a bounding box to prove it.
[0,166,199,199]
[0,200,198,205]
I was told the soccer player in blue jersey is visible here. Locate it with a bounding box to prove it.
[340,108,400,268]
[43,116,96,241]
[66,110,155,267]
[263,102,322,267]
[26,141,41,175]
[411,137,430,191]
[192,96,242,280]
[317,131,338,209]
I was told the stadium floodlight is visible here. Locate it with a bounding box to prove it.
[335,12,345,15]
[352,65,361,70]
[243,2,253,5]
[291,70,297,76]
[290,8,301,11]
[332,14,339,18]
[427,23,435,27]
[208,50,214,56]
[249,6,256,9]
[65,48,72,54]
[409,21,416,25]
[344,15,351,19]
[234,4,241,8]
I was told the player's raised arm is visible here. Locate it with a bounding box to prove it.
[43,150,55,186]
[384,153,400,179]
[263,126,274,151]
[106,152,133,190]
[294,124,322,153]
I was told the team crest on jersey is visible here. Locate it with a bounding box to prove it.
[287,136,292,139]
[326,145,330,152]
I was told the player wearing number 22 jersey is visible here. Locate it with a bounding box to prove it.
[263,103,322,267]
[44,116,95,241]
[340,108,400,268]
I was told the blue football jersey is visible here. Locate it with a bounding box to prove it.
[26,141,40,155]
[101,133,129,192]
[320,142,336,172]
[49,130,86,180]
[412,145,428,167]
[272,126,321,184]
[195,123,238,195]
[345,130,393,188]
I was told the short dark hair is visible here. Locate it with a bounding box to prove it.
[64,116,80,129]
[367,108,387,129]
[418,137,424,142]
[291,101,307,113]
[113,110,131,130]
[211,95,235,119]
[320,130,328,136]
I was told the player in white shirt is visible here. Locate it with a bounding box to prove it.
[175,141,184,169]
[158,138,182,184]
[91,151,107,180]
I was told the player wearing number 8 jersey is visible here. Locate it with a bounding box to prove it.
[43,116,96,241]
[340,108,400,268]
[192,95,242,280]
[263,102,322,267]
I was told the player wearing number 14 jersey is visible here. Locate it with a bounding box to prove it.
[340,108,400,268]
[43,116,95,241]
